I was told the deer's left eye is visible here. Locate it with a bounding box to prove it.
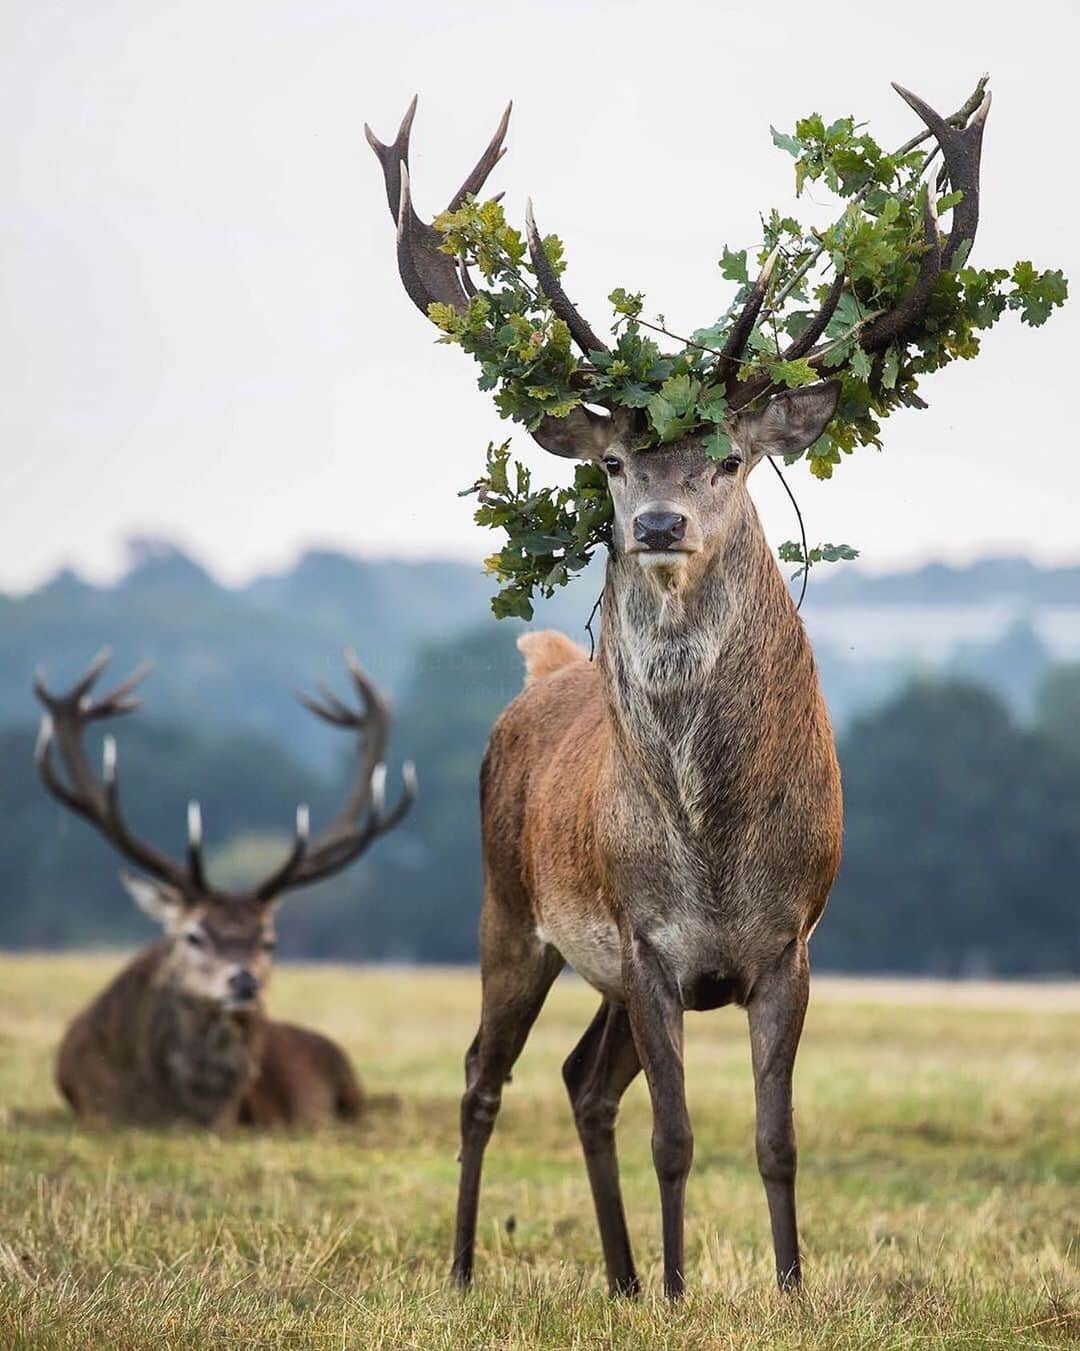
[185,931,205,949]
[721,455,742,474]
[262,938,277,952]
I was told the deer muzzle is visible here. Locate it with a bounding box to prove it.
[632,510,689,553]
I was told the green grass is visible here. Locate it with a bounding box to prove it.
[1,955,1077,1348]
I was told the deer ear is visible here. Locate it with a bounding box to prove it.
[120,872,187,926]
[530,405,616,460]
[732,381,841,463]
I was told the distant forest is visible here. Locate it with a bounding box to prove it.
[2,544,1078,974]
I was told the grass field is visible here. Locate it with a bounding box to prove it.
[0,955,1077,1349]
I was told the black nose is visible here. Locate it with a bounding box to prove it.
[228,970,259,1002]
[633,510,687,551]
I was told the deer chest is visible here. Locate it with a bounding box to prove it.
[145,998,258,1125]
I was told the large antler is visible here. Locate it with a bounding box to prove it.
[366,98,608,358]
[524,200,609,357]
[365,97,511,316]
[252,651,416,900]
[34,650,202,894]
[725,80,991,412]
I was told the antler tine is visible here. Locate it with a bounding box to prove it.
[88,660,155,718]
[719,245,781,389]
[31,652,196,893]
[294,688,350,727]
[892,82,990,268]
[859,177,943,352]
[780,270,846,362]
[344,649,387,722]
[448,102,512,212]
[364,94,418,223]
[253,804,311,902]
[186,801,207,890]
[378,759,418,835]
[525,199,609,357]
[72,647,111,702]
[368,98,514,319]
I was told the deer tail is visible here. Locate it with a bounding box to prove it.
[516,630,589,686]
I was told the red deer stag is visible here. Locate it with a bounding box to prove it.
[35,649,415,1129]
[368,82,988,1295]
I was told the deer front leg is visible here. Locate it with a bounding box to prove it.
[747,939,810,1291]
[622,933,692,1299]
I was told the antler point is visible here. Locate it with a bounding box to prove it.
[34,714,53,759]
[974,89,992,123]
[371,762,388,817]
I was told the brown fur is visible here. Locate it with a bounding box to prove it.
[452,386,844,1297]
[516,631,589,685]
[56,919,363,1131]
[34,650,412,1133]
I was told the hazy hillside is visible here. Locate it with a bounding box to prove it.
[2,541,1077,768]
[3,543,1078,971]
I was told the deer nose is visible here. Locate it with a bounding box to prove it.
[633,510,687,551]
[228,970,259,1003]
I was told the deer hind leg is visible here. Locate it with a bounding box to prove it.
[563,1000,642,1296]
[623,934,693,1299]
[450,937,563,1288]
[747,939,810,1291]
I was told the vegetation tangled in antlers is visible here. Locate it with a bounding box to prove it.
[369,77,1066,619]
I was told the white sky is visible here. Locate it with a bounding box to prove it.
[1,0,1076,593]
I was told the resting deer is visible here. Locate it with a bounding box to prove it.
[35,649,415,1129]
[368,80,988,1295]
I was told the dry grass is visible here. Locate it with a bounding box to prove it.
[1,954,1077,1348]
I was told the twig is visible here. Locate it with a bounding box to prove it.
[585,590,603,659]
[629,315,763,366]
[768,457,811,611]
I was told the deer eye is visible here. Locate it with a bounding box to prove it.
[721,454,742,475]
[185,930,205,949]
[262,938,277,953]
[602,455,623,477]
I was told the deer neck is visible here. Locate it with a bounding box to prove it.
[144,973,263,1124]
[597,494,815,818]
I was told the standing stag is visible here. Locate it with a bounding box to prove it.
[36,649,415,1129]
[367,80,989,1295]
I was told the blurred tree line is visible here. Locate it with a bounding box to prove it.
[2,629,1078,975]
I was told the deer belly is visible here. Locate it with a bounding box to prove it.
[537,908,624,998]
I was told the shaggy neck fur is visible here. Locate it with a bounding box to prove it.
[142,976,263,1125]
[597,492,824,842]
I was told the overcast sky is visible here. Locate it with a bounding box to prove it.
[2,0,1076,593]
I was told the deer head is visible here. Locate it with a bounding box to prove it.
[34,650,415,1010]
[523,387,841,591]
[366,85,989,591]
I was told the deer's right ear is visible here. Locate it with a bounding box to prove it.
[530,405,616,460]
[120,872,187,926]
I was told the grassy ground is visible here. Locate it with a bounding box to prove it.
[0,955,1076,1349]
